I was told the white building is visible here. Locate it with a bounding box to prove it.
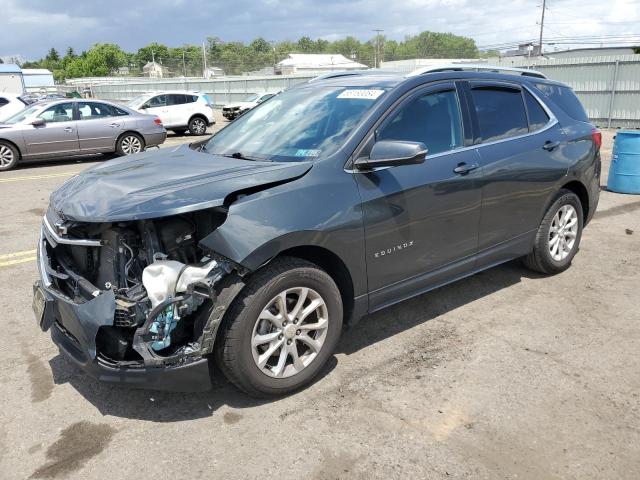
[142,61,168,78]
[275,54,367,75]
[204,66,225,79]
[22,68,55,93]
[0,64,26,94]
[380,58,484,75]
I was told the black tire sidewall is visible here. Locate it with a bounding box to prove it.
[223,264,342,395]
[0,142,19,171]
[538,192,584,272]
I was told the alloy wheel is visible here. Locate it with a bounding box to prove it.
[191,118,206,135]
[0,145,14,168]
[121,135,142,155]
[251,287,329,378]
[549,204,578,261]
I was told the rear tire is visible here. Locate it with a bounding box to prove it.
[0,141,19,171]
[188,117,207,136]
[523,189,583,275]
[215,257,343,398]
[116,132,145,156]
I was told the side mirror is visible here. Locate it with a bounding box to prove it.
[355,140,427,170]
[31,118,46,127]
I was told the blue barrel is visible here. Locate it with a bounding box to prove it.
[609,130,640,194]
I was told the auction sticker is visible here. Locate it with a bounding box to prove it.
[295,149,321,157]
[337,89,385,100]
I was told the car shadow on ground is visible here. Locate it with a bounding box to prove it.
[49,260,543,422]
[13,154,108,171]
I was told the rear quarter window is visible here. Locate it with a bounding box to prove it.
[471,86,529,143]
[534,83,589,123]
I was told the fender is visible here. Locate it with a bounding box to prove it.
[199,163,368,298]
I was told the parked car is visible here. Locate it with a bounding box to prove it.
[0,99,166,171]
[222,92,277,120]
[127,91,215,136]
[0,93,35,122]
[34,67,600,397]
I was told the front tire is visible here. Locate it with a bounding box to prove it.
[116,133,144,156]
[216,257,343,397]
[188,116,207,136]
[523,189,583,275]
[0,141,19,171]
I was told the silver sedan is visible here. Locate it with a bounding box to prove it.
[0,99,167,171]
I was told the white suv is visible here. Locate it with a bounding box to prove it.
[0,93,34,122]
[128,91,215,135]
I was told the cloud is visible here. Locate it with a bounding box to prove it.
[1,0,638,59]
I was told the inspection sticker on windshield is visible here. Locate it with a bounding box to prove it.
[337,89,385,100]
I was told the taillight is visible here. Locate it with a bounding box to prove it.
[591,128,602,150]
[154,117,163,126]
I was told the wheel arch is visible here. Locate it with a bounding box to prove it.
[560,179,589,223]
[276,245,355,323]
[189,113,208,124]
[538,178,590,226]
[0,138,23,158]
[115,130,145,151]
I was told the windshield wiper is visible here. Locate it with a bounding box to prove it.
[222,152,269,162]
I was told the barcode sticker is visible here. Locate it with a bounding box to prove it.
[337,89,385,100]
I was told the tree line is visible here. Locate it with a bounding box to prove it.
[20,31,495,81]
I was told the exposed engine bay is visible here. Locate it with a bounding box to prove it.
[41,208,242,368]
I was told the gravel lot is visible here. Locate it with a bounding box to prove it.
[0,123,638,480]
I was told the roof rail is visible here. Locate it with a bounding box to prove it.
[308,69,391,83]
[407,64,547,79]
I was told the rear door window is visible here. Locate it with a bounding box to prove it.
[524,90,550,132]
[534,83,589,122]
[77,102,120,119]
[471,86,528,143]
[377,89,463,156]
[167,94,187,106]
[0,97,8,107]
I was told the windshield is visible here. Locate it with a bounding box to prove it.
[205,86,386,162]
[2,104,41,124]
[243,93,259,102]
[127,94,152,107]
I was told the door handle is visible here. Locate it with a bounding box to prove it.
[108,123,121,128]
[453,162,479,175]
[543,140,561,151]
[63,127,74,132]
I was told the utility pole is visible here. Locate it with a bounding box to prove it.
[202,41,207,78]
[182,49,187,77]
[538,0,547,56]
[372,29,384,68]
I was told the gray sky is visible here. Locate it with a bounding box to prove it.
[2,0,639,60]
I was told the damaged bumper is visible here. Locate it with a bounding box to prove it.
[33,222,240,392]
[35,280,211,392]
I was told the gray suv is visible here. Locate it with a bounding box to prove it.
[0,99,167,171]
[34,67,600,397]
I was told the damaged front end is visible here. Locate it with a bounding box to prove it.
[35,207,244,391]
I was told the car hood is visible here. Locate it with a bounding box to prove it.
[50,144,312,222]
